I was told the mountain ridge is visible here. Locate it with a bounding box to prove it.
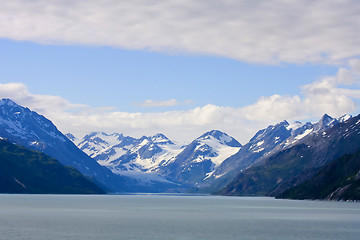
[68,112,356,195]
[3,98,358,198]
[68,129,242,189]
[0,98,135,192]
[215,113,360,197]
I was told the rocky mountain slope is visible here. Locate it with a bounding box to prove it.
[200,114,347,192]
[70,132,182,181]
[4,97,358,198]
[216,113,360,197]
[70,112,355,195]
[160,130,241,186]
[70,130,241,189]
[0,98,134,192]
[277,149,360,201]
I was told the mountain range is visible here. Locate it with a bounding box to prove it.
[216,113,360,198]
[188,113,351,193]
[69,129,242,190]
[1,98,359,200]
[0,99,138,193]
[69,106,356,197]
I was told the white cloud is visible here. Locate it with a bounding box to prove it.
[244,59,360,123]
[134,99,193,108]
[302,79,356,118]
[1,60,360,144]
[243,94,303,122]
[0,83,87,114]
[0,83,248,142]
[0,0,359,64]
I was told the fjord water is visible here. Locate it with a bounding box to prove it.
[0,194,359,240]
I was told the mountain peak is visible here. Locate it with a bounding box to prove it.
[150,133,174,145]
[0,100,128,192]
[200,130,226,139]
[315,114,336,130]
[198,130,241,147]
[249,120,290,143]
[320,113,333,122]
[152,133,168,140]
[278,120,290,127]
[0,98,17,107]
[88,131,107,137]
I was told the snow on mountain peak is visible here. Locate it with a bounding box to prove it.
[312,114,337,132]
[76,132,133,158]
[338,114,352,123]
[193,131,242,165]
[198,130,241,147]
[70,131,182,175]
[150,133,174,145]
[286,121,304,131]
[250,120,289,143]
[0,98,66,143]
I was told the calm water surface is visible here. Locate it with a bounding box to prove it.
[0,194,359,240]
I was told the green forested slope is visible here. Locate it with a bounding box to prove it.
[278,150,360,201]
[0,139,105,194]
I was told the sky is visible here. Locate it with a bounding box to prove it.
[0,0,360,144]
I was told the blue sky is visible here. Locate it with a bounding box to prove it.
[0,39,338,111]
[0,0,359,143]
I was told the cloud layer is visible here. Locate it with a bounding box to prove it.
[0,0,359,64]
[244,59,360,122]
[1,60,360,143]
[134,99,192,108]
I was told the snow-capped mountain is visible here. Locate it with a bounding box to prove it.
[281,113,351,148]
[160,130,242,186]
[0,98,128,192]
[66,109,353,193]
[69,130,242,187]
[102,133,181,173]
[76,132,137,161]
[338,114,352,123]
[217,113,360,197]
[5,97,356,195]
[203,114,350,191]
[68,132,184,183]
